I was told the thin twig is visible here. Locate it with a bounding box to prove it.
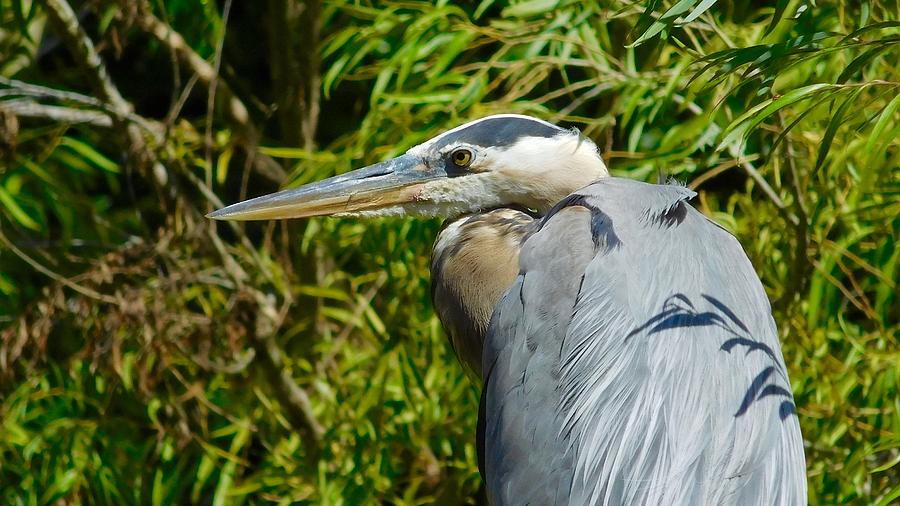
[689,154,761,189]
[0,227,118,304]
[2,99,113,127]
[774,113,811,308]
[250,331,325,443]
[204,0,233,194]
[737,159,799,226]
[163,73,200,133]
[43,0,161,178]
[0,76,104,106]
[154,0,182,133]
[135,4,286,184]
[173,162,273,284]
[136,3,248,126]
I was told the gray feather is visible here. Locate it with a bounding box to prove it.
[481,177,806,505]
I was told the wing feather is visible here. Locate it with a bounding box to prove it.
[481,178,806,505]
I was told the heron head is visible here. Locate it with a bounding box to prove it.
[208,114,608,221]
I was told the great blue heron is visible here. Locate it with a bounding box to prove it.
[209,115,807,505]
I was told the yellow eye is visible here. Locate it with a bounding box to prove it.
[451,148,473,167]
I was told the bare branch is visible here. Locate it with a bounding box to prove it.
[0,227,118,305]
[205,0,234,193]
[43,0,132,114]
[774,113,812,309]
[251,329,326,443]
[2,97,165,140]
[0,76,105,107]
[738,159,799,226]
[136,5,249,127]
[135,4,287,184]
[43,0,160,177]
[2,99,113,127]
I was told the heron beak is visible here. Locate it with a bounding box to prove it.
[207,154,435,221]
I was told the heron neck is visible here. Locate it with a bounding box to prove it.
[430,208,535,380]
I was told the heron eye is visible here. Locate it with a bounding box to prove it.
[450,148,473,167]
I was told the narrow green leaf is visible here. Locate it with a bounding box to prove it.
[815,88,863,173]
[683,0,719,23]
[875,245,898,319]
[212,425,250,506]
[630,0,702,47]
[837,44,891,84]
[719,83,834,149]
[59,137,120,174]
[0,185,40,230]
[871,452,900,473]
[764,0,791,36]
[192,453,217,503]
[878,484,900,506]
[840,21,900,44]
[322,53,350,97]
[257,147,337,161]
[474,0,497,19]
[502,0,560,18]
[864,89,900,157]
[216,146,232,185]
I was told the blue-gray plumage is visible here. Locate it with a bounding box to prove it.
[209,114,808,505]
[481,179,805,504]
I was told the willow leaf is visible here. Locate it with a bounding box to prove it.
[719,83,834,149]
[815,88,864,173]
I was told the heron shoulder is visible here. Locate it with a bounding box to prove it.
[482,178,805,504]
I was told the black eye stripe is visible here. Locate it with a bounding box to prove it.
[434,116,563,148]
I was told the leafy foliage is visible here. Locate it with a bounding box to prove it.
[0,0,897,504]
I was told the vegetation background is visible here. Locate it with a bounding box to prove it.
[0,0,897,503]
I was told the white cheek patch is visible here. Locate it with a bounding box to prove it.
[497,135,607,178]
[490,134,609,208]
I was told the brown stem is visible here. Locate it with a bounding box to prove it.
[135,4,287,184]
[44,0,157,173]
[251,331,326,443]
[773,113,812,310]
[267,0,322,150]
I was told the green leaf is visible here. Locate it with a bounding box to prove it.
[474,0,497,19]
[212,425,250,506]
[815,88,863,173]
[864,89,900,159]
[682,0,719,23]
[871,452,900,473]
[719,83,834,149]
[630,0,702,47]
[216,146,232,185]
[59,137,120,174]
[837,44,892,84]
[878,484,900,506]
[502,0,560,18]
[764,0,791,36]
[0,185,40,230]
